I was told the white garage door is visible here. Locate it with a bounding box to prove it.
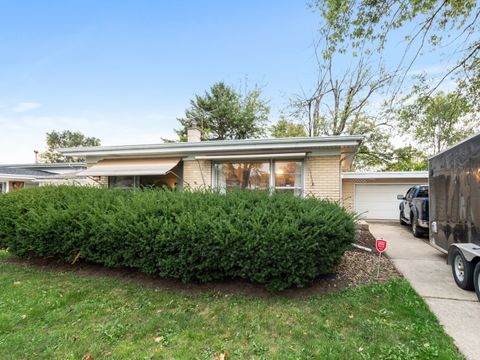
[354,184,417,220]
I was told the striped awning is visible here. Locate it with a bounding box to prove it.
[80,158,181,176]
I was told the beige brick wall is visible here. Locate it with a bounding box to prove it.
[342,180,355,212]
[182,159,212,190]
[342,178,428,212]
[304,156,341,200]
[99,176,109,187]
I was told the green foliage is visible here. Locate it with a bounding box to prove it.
[312,0,477,57]
[398,91,479,155]
[175,82,270,141]
[458,57,480,113]
[385,146,428,171]
[270,118,306,138]
[0,186,355,291]
[41,130,101,163]
[348,116,394,170]
[311,0,480,105]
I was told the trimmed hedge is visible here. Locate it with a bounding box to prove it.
[0,186,355,290]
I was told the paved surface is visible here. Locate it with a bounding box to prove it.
[369,222,480,360]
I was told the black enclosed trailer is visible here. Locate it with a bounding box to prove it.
[429,132,480,300]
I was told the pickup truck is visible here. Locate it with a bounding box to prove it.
[397,185,429,237]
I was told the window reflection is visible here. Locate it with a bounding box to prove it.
[216,162,270,191]
[275,161,302,187]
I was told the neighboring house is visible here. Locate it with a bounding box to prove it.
[0,163,87,193]
[61,128,364,200]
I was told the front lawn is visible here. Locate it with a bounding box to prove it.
[0,251,462,360]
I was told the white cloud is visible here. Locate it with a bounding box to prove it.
[12,102,41,113]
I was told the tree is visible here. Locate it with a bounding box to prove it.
[311,0,480,94]
[348,116,394,170]
[41,130,101,163]
[458,57,480,112]
[290,49,393,169]
[291,55,391,137]
[398,91,479,155]
[385,146,428,171]
[175,82,269,141]
[270,118,306,138]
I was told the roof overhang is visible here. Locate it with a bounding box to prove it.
[342,171,428,179]
[194,152,306,160]
[79,158,181,176]
[0,174,37,181]
[60,136,364,158]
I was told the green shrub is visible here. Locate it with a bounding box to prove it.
[0,186,355,290]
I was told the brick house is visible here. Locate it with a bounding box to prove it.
[61,128,363,200]
[59,129,428,220]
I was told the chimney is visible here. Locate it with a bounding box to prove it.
[187,126,202,142]
[33,150,39,163]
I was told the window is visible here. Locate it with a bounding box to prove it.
[109,174,179,190]
[215,162,270,191]
[214,160,303,195]
[0,182,5,193]
[109,176,136,189]
[405,187,415,200]
[274,161,303,196]
[417,186,429,198]
[139,174,178,190]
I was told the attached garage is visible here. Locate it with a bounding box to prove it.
[342,172,428,220]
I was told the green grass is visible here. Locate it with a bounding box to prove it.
[0,251,462,360]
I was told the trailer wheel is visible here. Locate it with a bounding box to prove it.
[474,262,480,302]
[450,248,475,290]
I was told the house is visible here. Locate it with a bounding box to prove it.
[61,128,363,200]
[56,128,426,220]
[0,162,87,193]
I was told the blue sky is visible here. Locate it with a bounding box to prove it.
[0,1,458,163]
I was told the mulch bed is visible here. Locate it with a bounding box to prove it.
[4,227,400,298]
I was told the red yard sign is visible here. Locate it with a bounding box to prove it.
[376,239,387,253]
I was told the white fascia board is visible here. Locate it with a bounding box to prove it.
[0,175,37,181]
[61,138,363,157]
[342,171,428,179]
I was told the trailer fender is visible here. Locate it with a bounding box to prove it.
[448,243,480,264]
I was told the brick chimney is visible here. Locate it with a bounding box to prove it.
[187,126,202,142]
[33,150,39,163]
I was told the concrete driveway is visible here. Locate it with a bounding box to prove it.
[369,222,480,360]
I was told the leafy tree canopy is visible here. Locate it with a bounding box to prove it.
[270,118,306,138]
[397,91,479,155]
[384,145,428,171]
[348,115,393,170]
[311,0,479,94]
[41,130,101,163]
[175,82,269,141]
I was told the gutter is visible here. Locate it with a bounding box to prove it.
[60,136,364,157]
